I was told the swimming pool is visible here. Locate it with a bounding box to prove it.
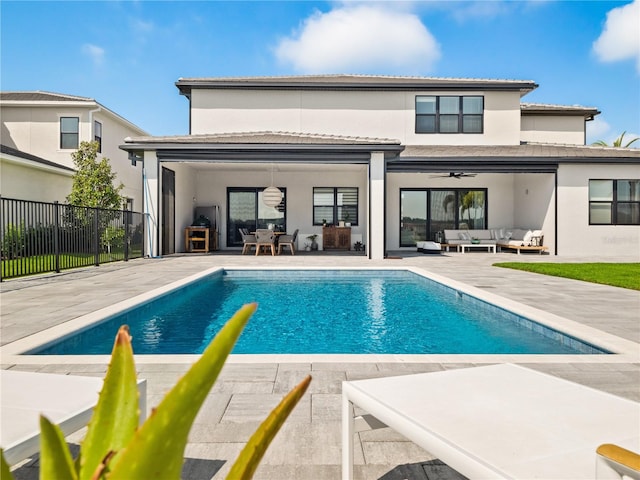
[30,269,606,355]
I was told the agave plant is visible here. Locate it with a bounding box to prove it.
[1,303,311,479]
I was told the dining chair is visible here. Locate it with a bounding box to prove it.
[277,229,298,255]
[255,229,276,256]
[239,228,257,255]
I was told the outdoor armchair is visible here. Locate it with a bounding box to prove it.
[255,229,276,256]
[239,228,257,254]
[277,229,298,255]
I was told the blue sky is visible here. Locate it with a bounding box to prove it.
[2,1,639,145]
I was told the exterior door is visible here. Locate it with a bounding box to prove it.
[161,167,175,255]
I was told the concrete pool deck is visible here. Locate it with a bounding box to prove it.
[1,252,639,479]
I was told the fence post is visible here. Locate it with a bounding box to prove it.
[94,208,100,266]
[54,201,61,273]
[124,208,130,262]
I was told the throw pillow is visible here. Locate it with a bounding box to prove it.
[458,232,471,240]
[523,230,534,243]
[505,231,513,240]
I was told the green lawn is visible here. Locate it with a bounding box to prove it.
[493,262,640,291]
[1,248,143,279]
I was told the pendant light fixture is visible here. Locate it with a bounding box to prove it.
[263,163,283,208]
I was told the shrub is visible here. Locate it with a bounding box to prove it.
[1,223,25,259]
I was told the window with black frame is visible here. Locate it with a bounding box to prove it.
[94,120,102,153]
[313,187,358,225]
[227,187,286,246]
[416,96,483,134]
[589,179,640,225]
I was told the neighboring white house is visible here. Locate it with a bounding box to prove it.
[0,91,148,209]
[119,75,640,259]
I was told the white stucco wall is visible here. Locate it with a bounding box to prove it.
[173,163,369,252]
[2,106,144,209]
[521,115,586,145]
[170,163,198,252]
[557,164,640,258]
[190,89,522,146]
[0,159,72,203]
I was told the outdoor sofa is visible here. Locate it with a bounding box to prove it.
[442,228,548,254]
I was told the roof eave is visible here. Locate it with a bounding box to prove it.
[176,79,538,97]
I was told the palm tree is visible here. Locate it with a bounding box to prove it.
[592,131,639,148]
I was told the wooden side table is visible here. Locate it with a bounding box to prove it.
[185,227,209,253]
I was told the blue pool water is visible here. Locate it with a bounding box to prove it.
[31,270,606,355]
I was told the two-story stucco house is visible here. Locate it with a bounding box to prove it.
[119,75,640,259]
[1,92,148,208]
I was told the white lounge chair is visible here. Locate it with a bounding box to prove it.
[342,363,640,479]
[0,370,146,466]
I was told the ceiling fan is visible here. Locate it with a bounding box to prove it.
[430,172,477,179]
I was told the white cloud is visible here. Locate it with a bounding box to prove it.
[587,117,640,148]
[82,43,105,67]
[449,1,511,22]
[586,116,611,142]
[274,5,440,74]
[592,0,640,73]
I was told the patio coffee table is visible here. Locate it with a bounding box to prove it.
[460,243,495,253]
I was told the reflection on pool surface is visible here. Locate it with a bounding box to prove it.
[30,270,607,355]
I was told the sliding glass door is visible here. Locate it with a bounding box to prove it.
[400,190,428,245]
[400,188,487,246]
[227,188,286,247]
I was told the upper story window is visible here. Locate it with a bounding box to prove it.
[416,96,484,134]
[589,179,640,225]
[313,187,358,226]
[94,120,102,153]
[60,117,79,149]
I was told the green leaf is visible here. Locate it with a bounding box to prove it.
[1,449,15,480]
[106,303,257,479]
[79,325,139,480]
[39,415,77,480]
[227,374,312,479]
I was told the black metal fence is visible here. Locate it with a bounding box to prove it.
[1,197,144,280]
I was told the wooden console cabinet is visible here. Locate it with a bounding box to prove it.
[322,226,351,250]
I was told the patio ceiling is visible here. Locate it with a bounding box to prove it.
[184,161,367,172]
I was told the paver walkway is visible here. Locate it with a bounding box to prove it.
[2,252,638,479]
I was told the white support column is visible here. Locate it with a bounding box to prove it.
[142,151,160,258]
[369,152,385,260]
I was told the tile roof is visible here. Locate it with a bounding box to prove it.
[521,102,600,118]
[176,74,538,96]
[124,131,401,145]
[0,91,94,102]
[0,144,75,171]
[400,143,640,160]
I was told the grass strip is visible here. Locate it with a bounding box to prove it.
[493,262,640,291]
